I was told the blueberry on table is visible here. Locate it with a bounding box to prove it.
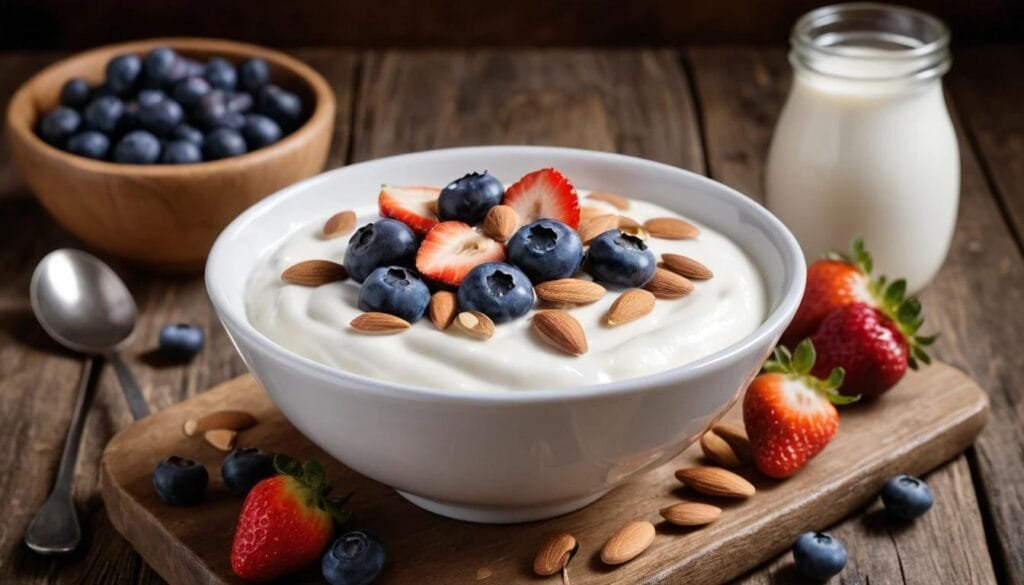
[153,456,208,505]
[457,262,535,323]
[241,114,282,149]
[586,229,657,288]
[792,532,847,580]
[66,131,110,160]
[204,57,237,91]
[137,99,184,136]
[171,123,204,146]
[507,219,584,283]
[881,474,934,520]
[158,323,205,360]
[221,448,276,497]
[344,219,418,283]
[59,77,91,108]
[171,76,212,107]
[238,58,270,93]
[37,106,81,147]
[161,140,202,164]
[142,46,184,88]
[358,266,431,323]
[113,130,161,164]
[257,84,302,129]
[203,128,247,160]
[83,95,125,134]
[438,171,505,224]
[322,531,387,585]
[105,53,142,94]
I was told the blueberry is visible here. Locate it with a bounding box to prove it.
[142,46,185,88]
[60,78,91,108]
[105,53,142,94]
[153,456,208,505]
[586,230,656,287]
[158,323,205,359]
[191,89,228,129]
[358,266,431,323]
[202,128,247,160]
[257,85,302,129]
[506,219,584,283]
[137,99,183,136]
[137,88,167,107]
[322,531,386,585]
[161,140,202,164]
[792,532,847,581]
[182,58,205,77]
[171,76,212,108]
[241,114,282,149]
[343,219,418,283]
[66,131,110,160]
[881,474,934,520]
[225,91,253,114]
[238,58,270,93]
[437,171,504,224]
[221,448,276,497]
[83,95,125,133]
[457,262,535,323]
[113,130,161,164]
[171,123,204,146]
[204,57,237,91]
[90,83,117,99]
[37,107,81,147]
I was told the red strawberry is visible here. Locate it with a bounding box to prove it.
[743,340,856,479]
[415,221,506,286]
[231,456,350,582]
[378,185,440,235]
[502,168,581,229]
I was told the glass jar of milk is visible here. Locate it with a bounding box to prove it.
[765,3,958,292]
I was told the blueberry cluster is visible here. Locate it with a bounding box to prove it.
[36,47,303,164]
[152,447,275,505]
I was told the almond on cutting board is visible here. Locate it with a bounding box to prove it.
[535,278,606,305]
[578,214,621,244]
[659,502,723,527]
[675,466,756,498]
[661,253,714,280]
[281,260,348,286]
[350,312,411,334]
[451,311,495,340]
[645,267,694,298]
[587,191,630,210]
[712,422,753,464]
[700,430,743,468]
[533,532,579,576]
[644,217,700,239]
[605,288,656,326]
[428,291,458,330]
[183,410,257,437]
[322,210,357,239]
[204,429,238,452]
[482,204,519,242]
[532,310,588,355]
[601,520,655,565]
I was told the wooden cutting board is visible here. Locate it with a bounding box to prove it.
[100,362,987,585]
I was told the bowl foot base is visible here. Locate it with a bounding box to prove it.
[396,489,611,524]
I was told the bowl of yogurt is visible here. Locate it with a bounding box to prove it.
[206,146,805,523]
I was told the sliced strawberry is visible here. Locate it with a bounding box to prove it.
[502,168,581,229]
[415,221,506,286]
[378,185,440,235]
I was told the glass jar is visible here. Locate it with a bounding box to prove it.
[765,3,958,293]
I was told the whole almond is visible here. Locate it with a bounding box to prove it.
[618,216,642,229]
[644,217,700,239]
[183,410,257,437]
[482,205,519,242]
[601,520,655,565]
[578,214,621,244]
[429,291,457,330]
[645,268,694,298]
[701,431,742,468]
[659,502,722,527]
[605,288,656,326]
[675,466,756,498]
[662,253,714,280]
[451,311,495,340]
[713,422,753,464]
[281,260,348,286]
[533,533,579,576]
[532,310,588,355]
[322,210,357,239]
[587,191,630,210]
[581,203,616,220]
[350,312,411,334]
[535,279,606,304]
[204,429,237,452]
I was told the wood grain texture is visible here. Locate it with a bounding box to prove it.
[101,364,987,585]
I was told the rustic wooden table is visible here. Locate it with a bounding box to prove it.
[0,46,1021,585]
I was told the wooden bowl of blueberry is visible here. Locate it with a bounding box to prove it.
[6,38,336,272]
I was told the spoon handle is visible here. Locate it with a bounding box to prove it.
[107,353,150,420]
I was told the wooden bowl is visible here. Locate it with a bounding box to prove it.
[6,38,336,272]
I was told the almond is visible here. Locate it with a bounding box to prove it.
[601,520,655,565]
[578,214,621,244]
[482,205,519,242]
[659,502,722,527]
[675,466,756,498]
[535,279,606,305]
[587,191,630,210]
[645,267,694,298]
[662,253,714,280]
[605,288,656,326]
[322,210,357,238]
[700,431,742,468]
[183,410,257,437]
[618,216,642,229]
[532,310,588,355]
[533,533,579,576]
[281,260,348,286]
[451,311,495,340]
[619,224,649,240]
[644,217,700,239]
[713,422,753,464]
[350,312,411,334]
[429,291,457,330]
[204,429,237,451]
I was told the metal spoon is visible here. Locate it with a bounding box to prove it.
[25,248,150,554]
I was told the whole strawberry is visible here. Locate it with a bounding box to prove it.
[744,340,857,479]
[231,456,350,582]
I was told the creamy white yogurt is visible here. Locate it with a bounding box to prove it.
[246,195,767,391]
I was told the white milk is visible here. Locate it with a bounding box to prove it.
[765,4,958,292]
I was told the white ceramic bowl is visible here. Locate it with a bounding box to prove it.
[206,146,805,523]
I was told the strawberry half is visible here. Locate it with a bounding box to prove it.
[502,168,581,229]
[743,340,857,479]
[415,221,506,286]
[378,185,440,236]
[231,456,350,582]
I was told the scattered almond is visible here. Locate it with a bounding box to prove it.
[350,312,411,334]
[535,279,606,305]
[204,429,237,452]
[712,422,753,464]
[578,214,621,244]
[581,204,615,220]
[482,205,519,242]
[601,520,655,565]
[533,533,579,576]
[429,291,458,330]
[183,410,257,437]
[645,268,694,298]
[619,224,649,240]
[322,210,357,239]
[644,217,700,239]
[587,191,630,210]
[605,289,656,326]
[701,431,742,468]
[281,260,348,286]
[659,502,722,527]
[675,466,756,498]
[451,311,495,340]
[618,216,642,229]
[532,310,588,355]
[662,253,713,280]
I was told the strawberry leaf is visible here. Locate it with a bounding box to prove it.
[826,391,861,405]
[273,453,302,477]
[791,338,816,375]
[824,366,845,390]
